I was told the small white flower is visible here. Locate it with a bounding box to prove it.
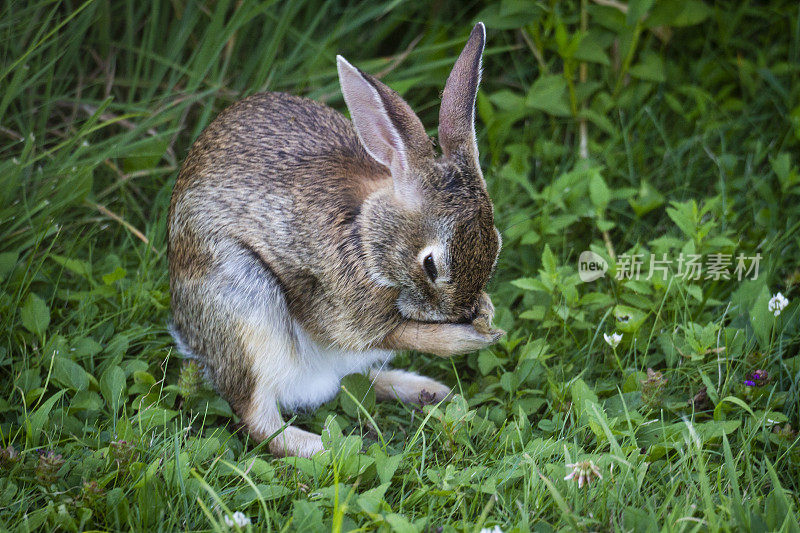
[768,292,789,317]
[224,511,251,528]
[479,527,504,533]
[564,460,603,489]
[603,332,623,348]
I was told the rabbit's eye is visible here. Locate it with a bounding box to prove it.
[423,254,438,282]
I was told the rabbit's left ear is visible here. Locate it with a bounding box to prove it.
[438,23,485,174]
[337,55,434,204]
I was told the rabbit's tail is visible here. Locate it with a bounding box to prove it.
[168,320,197,360]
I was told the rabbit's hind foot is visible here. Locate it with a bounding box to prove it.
[243,395,324,458]
[369,368,452,405]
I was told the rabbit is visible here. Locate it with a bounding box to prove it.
[168,22,503,458]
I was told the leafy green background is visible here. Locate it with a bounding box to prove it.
[1,0,799,531]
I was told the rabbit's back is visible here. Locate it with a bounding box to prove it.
[169,92,399,349]
[175,92,388,203]
[172,91,391,261]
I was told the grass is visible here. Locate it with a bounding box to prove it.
[1,0,799,531]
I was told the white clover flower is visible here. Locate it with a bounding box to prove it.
[564,460,603,488]
[768,292,789,317]
[224,511,251,528]
[603,332,623,349]
[479,527,504,533]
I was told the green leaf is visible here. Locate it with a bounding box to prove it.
[100,365,127,413]
[373,450,402,485]
[478,351,503,375]
[292,500,324,533]
[488,90,526,112]
[749,285,774,347]
[589,171,610,212]
[762,459,800,531]
[713,396,755,421]
[629,181,665,216]
[339,373,376,418]
[770,153,800,191]
[357,483,389,515]
[519,307,546,320]
[69,391,103,413]
[571,378,599,406]
[647,0,711,27]
[384,513,418,533]
[50,254,92,279]
[321,415,343,449]
[475,1,543,30]
[511,277,541,291]
[71,337,103,358]
[770,152,791,181]
[520,231,541,245]
[102,266,127,285]
[519,338,550,362]
[623,507,659,533]
[134,407,178,432]
[235,484,291,506]
[694,419,741,442]
[27,390,66,446]
[579,109,616,135]
[627,0,654,25]
[0,251,18,279]
[666,200,698,238]
[613,304,648,333]
[122,136,168,173]
[629,53,666,83]
[573,32,610,65]
[526,75,571,116]
[52,356,90,391]
[20,293,50,336]
[500,371,517,392]
[105,334,130,360]
[541,245,557,275]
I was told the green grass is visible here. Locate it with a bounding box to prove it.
[2,0,800,531]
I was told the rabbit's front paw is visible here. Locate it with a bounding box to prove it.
[434,323,504,357]
[381,319,504,357]
[471,291,496,334]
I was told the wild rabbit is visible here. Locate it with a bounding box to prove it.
[168,23,503,457]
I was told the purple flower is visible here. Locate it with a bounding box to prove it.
[745,369,768,388]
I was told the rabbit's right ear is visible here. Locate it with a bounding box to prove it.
[438,23,486,174]
[337,56,433,203]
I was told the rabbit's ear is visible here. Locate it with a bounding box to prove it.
[337,56,433,202]
[438,23,485,173]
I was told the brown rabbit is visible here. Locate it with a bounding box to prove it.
[168,23,503,457]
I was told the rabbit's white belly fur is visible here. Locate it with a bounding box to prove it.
[278,326,394,410]
[238,283,394,412]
